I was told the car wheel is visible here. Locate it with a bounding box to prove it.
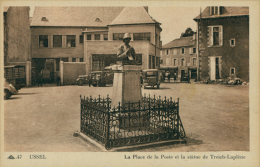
[4,89,11,100]
[78,80,84,86]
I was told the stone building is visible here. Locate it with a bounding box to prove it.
[4,6,31,86]
[160,34,197,81]
[194,6,249,81]
[30,6,162,84]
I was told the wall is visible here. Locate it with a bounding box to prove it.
[5,7,31,63]
[85,40,152,73]
[199,16,249,81]
[31,27,85,59]
[108,24,161,47]
[63,62,86,85]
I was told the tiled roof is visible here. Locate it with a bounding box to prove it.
[162,36,195,49]
[31,6,124,27]
[194,6,249,20]
[109,7,160,25]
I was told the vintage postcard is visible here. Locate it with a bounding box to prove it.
[1,0,259,167]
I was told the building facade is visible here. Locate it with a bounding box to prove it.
[194,6,249,82]
[160,34,197,81]
[4,6,32,86]
[30,6,161,84]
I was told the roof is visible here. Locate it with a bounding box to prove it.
[109,7,160,25]
[194,6,249,20]
[162,36,195,49]
[31,6,124,27]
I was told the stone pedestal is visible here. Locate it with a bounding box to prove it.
[111,65,142,108]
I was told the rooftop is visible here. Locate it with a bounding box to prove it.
[109,7,160,25]
[194,6,249,20]
[162,36,195,49]
[31,6,124,27]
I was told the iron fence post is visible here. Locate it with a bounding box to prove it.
[105,95,110,149]
[177,98,180,139]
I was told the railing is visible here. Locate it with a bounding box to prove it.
[80,94,185,149]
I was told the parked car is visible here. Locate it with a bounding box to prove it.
[142,69,160,89]
[76,75,90,86]
[181,73,190,83]
[4,78,18,99]
[90,71,107,87]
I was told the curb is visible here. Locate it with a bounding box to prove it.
[75,131,187,152]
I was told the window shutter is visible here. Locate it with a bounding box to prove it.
[189,48,192,54]
[207,26,213,47]
[219,26,223,46]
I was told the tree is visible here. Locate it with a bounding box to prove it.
[181,27,194,37]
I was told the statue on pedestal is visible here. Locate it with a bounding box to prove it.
[117,33,136,65]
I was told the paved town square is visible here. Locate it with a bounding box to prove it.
[4,83,249,152]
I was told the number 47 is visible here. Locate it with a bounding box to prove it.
[17,155,22,159]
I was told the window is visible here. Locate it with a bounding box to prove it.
[166,50,169,55]
[67,35,76,47]
[39,35,48,47]
[95,18,101,22]
[103,34,108,40]
[72,58,76,62]
[174,59,178,66]
[181,58,185,66]
[193,48,196,54]
[95,34,100,40]
[181,48,185,54]
[230,67,235,75]
[80,58,83,62]
[79,35,83,43]
[193,58,197,66]
[87,35,91,40]
[41,17,48,21]
[53,35,62,47]
[208,25,223,46]
[209,6,223,15]
[133,33,150,41]
[113,33,124,40]
[230,38,235,47]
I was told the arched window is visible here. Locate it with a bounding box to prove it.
[41,17,48,21]
[95,18,101,22]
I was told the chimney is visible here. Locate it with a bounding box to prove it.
[143,6,148,13]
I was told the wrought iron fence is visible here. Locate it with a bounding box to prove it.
[80,94,186,149]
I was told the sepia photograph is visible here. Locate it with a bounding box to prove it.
[1,1,259,167]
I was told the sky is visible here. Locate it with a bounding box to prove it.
[149,7,202,45]
[29,6,204,46]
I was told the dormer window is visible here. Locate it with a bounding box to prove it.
[95,18,101,22]
[209,6,224,15]
[41,17,48,21]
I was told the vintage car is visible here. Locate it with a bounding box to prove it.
[76,75,90,86]
[142,69,160,89]
[4,78,18,99]
[4,65,26,99]
[90,71,107,87]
